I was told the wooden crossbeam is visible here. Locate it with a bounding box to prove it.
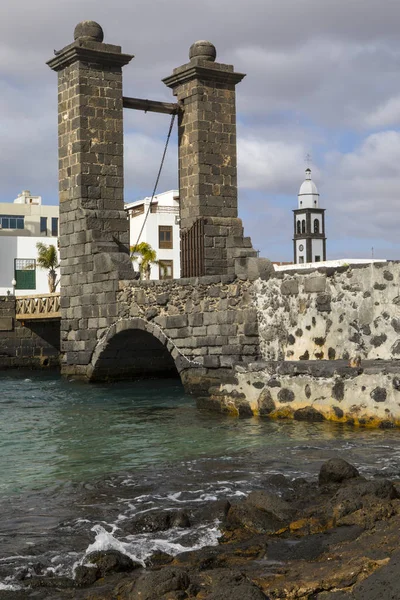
[123,96,179,115]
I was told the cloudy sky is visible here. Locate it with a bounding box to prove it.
[1,0,400,261]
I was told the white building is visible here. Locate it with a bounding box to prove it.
[274,258,386,272]
[293,169,326,264]
[0,191,59,295]
[125,190,181,280]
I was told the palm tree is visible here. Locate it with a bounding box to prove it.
[36,242,59,293]
[130,242,162,280]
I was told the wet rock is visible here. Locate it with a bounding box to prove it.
[333,478,398,503]
[258,389,275,416]
[29,576,76,589]
[352,549,400,599]
[225,491,293,534]
[318,458,360,486]
[332,406,344,419]
[74,564,100,586]
[145,551,174,568]
[117,567,190,600]
[125,510,191,534]
[236,400,254,418]
[86,549,138,576]
[206,571,269,599]
[293,406,325,422]
[192,499,231,526]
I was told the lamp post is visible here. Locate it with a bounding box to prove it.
[11,278,16,296]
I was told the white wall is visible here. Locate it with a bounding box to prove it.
[127,191,181,280]
[0,237,60,295]
[296,239,306,263]
[311,238,324,261]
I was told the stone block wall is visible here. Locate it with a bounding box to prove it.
[85,275,260,391]
[256,262,400,362]
[199,261,400,427]
[0,297,60,370]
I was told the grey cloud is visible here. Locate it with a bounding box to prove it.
[1,0,400,260]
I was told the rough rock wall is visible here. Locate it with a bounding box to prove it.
[205,360,400,427]
[256,262,400,362]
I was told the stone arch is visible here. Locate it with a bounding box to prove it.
[89,318,193,382]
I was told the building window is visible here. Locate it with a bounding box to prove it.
[159,225,173,249]
[40,217,47,234]
[51,217,58,237]
[159,260,173,280]
[130,204,144,217]
[301,220,306,234]
[314,219,320,234]
[315,255,321,262]
[299,256,304,264]
[296,221,301,234]
[0,215,24,230]
[14,258,36,290]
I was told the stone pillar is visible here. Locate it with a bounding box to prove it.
[47,21,135,379]
[163,41,257,277]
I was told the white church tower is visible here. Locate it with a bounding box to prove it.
[293,168,326,264]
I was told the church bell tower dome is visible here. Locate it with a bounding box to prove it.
[298,168,319,208]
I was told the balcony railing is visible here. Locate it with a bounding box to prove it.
[15,293,60,320]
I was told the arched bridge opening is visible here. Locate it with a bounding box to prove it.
[89,319,184,383]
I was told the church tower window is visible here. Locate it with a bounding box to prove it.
[297,221,301,234]
[301,220,306,234]
[314,219,320,233]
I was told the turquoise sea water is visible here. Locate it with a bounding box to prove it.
[0,372,399,587]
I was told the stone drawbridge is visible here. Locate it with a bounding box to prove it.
[46,21,272,390]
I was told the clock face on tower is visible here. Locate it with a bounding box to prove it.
[299,244,304,251]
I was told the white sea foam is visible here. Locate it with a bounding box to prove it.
[84,524,146,567]
[125,521,222,562]
[0,580,22,591]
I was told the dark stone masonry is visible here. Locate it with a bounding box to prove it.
[90,275,260,394]
[163,40,257,276]
[45,21,269,383]
[0,297,59,370]
[47,21,137,378]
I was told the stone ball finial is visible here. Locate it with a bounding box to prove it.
[189,40,216,62]
[74,21,104,43]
